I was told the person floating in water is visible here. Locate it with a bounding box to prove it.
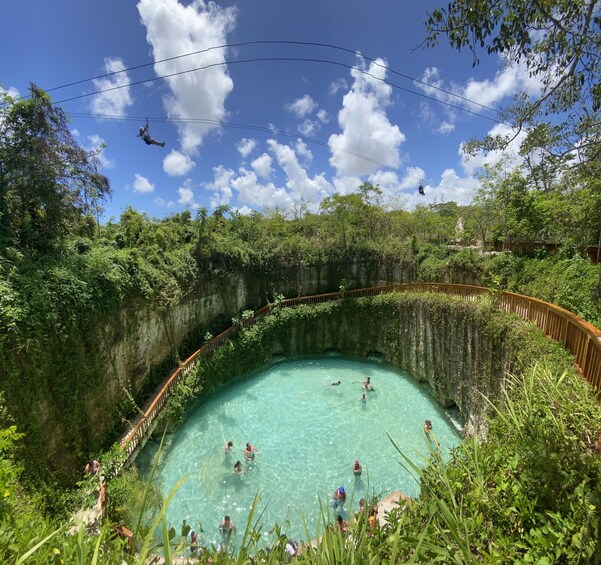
[353,459,362,476]
[244,442,258,460]
[234,460,244,475]
[138,118,165,147]
[327,380,341,387]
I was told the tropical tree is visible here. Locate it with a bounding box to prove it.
[0,85,110,252]
[423,0,601,174]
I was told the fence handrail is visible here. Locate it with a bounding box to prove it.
[119,283,601,459]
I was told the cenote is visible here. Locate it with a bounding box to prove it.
[136,355,462,548]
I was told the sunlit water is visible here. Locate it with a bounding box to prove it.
[136,356,461,551]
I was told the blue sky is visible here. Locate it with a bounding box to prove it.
[2,0,539,221]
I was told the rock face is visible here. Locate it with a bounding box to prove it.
[211,296,513,439]
[4,259,497,479]
[90,260,415,439]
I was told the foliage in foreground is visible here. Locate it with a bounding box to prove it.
[2,363,600,563]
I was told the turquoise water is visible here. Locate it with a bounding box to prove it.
[136,356,461,550]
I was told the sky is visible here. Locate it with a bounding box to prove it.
[1,0,541,221]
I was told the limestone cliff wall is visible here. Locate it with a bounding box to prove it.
[91,258,414,436]
[262,298,508,436]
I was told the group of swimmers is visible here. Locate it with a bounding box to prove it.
[201,381,434,555]
[225,440,259,475]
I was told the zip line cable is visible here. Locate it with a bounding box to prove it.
[70,112,392,169]
[42,39,501,116]
[54,56,503,124]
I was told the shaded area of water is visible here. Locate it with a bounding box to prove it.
[136,356,461,550]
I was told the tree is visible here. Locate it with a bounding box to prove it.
[475,164,543,249]
[319,192,366,249]
[423,0,601,173]
[0,85,110,252]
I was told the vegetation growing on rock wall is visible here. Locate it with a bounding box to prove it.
[161,294,577,430]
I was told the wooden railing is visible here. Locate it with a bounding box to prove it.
[119,283,601,460]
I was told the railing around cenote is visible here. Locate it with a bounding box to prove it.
[119,283,601,460]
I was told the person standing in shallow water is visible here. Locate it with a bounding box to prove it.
[244,442,258,460]
[234,460,244,475]
[219,515,235,538]
[333,485,346,507]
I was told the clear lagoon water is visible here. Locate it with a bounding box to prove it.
[136,356,461,549]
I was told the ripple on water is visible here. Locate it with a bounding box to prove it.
[136,356,461,549]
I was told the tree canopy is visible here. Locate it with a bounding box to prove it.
[0,84,110,253]
[423,0,601,175]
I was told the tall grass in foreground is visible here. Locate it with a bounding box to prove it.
[14,364,601,563]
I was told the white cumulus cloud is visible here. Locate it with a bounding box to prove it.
[87,134,114,168]
[133,173,155,194]
[267,139,332,203]
[138,0,237,155]
[90,58,133,116]
[328,57,405,177]
[163,150,195,176]
[285,94,317,118]
[251,153,273,180]
[459,122,527,176]
[415,58,545,132]
[236,137,257,157]
[177,180,199,208]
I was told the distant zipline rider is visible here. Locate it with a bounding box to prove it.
[418,180,425,196]
[138,118,165,147]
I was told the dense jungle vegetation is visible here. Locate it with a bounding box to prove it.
[2,0,601,561]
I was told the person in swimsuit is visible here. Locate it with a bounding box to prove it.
[244,442,258,460]
[333,485,346,507]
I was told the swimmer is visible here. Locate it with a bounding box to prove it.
[424,420,433,433]
[353,459,362,476]
[219,515,235,538]
[355,498,366,518]
[326,380,342,387]
[360,392,367,404]
[190,530,198,554]
[333,485,346,507]
[225,440,233,454]
[363,377,372,391]
[244,442,258,460]
[337,514,347,534]
[234,460,244,475]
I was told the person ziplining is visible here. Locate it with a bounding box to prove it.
[138,118,165,147]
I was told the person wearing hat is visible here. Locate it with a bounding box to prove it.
[333,485,346,507]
